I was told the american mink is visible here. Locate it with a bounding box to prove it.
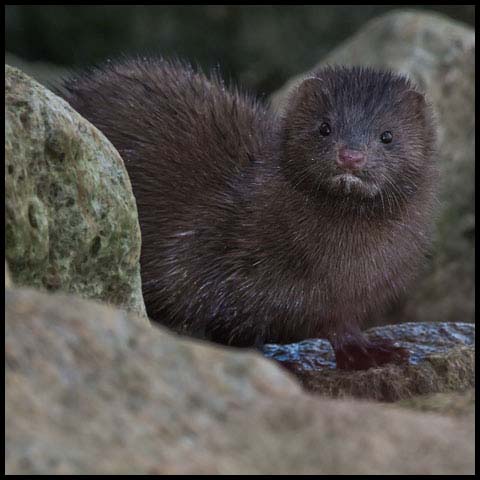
[59,58,437,370]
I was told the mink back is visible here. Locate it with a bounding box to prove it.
[59,57,279,343]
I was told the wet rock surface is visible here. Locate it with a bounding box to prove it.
[262,323,474,401]
[263,322,474,369]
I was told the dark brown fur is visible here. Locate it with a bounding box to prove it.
[59,58,437,369]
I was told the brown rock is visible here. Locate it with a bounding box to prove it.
[5,286,474,474]
[396,389,475,417]
[296,346,474,402]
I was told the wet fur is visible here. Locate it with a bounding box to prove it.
[58,58,437,351]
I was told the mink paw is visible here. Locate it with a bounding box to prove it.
[334,339,410,370]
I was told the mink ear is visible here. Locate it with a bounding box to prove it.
[404,89,427,115]
[290,76,328,112]
[402,89,431,130]
[296,76,325,99]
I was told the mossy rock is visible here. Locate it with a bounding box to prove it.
[5,65,146,316]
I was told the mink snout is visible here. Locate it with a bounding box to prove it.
[336,147,367,171]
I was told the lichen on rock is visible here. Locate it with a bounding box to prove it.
[5,65,146,317]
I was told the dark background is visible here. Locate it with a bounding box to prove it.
[5,5,475,95]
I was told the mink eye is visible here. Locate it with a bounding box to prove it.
[319,122,331,136]
[380,131,393,144]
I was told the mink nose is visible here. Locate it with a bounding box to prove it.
[337,148,367,171]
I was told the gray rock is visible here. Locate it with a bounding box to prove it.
[5,286,474,474]
[4,52,68,89]
[5,65,146,317]
[271,10,475,326]
[5,262,13,288]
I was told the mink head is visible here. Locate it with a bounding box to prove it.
[280,66,436,204]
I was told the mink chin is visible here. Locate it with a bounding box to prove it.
[58,58,437,370]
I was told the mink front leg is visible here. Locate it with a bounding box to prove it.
[329,333,410,371]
